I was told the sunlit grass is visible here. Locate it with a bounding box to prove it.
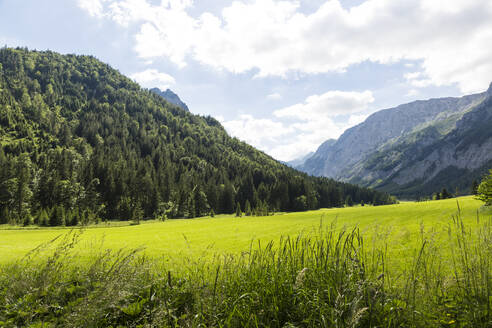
[0,196,484,267]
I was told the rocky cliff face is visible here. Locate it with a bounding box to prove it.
[299,86,492,198]
[150,88,189,111]
[287,151,315,168]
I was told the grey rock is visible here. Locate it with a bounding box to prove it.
[150,88,189,111]
[299,85,492,197]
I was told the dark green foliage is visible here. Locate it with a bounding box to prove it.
[477,169,492,205]
[36,208,49,226]
[49,205,65,226]
[245,199,252,216]
[0,207,9,224]
[440,188,453,199]
[235,201,242,217]
[294,195,307,211]
[0,47,394,225]
[472,179,480,195]
[22,214,33,226]
[253,200,269,216]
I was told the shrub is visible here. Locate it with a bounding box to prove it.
[477,169,492,205]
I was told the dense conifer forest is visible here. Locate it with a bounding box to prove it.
[0,47,394,225]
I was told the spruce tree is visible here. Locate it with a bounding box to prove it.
[37,209,49,227]
[471,180,479,195]
[0,207,9,224]
[50,205,66,226]
[440,188,451,199]
[245,200,252,216]
[23,215,33,226]
[235,202,242,217]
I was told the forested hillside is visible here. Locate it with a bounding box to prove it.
[0,47,394,225]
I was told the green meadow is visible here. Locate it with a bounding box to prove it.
[0,196,484,266]
[1,196,491,327]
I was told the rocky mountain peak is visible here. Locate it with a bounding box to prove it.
[299,87,492,198]
[150,88,189,111]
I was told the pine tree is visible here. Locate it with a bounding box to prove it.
[50,205,66,226]
[23,215,33,226]
[37,209,49,226]
[70,209,80,226]
[245,200,252,216]
[345,195,354,207]
[235,202,242,217]
[440,188,451,199]
[14,153,32,221]
[471,180,479,195]
[0,207,9,224]
[194,188,210,217]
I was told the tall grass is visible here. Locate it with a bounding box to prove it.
[0,209,491,327]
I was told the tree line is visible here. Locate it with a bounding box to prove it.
[0,47,396,226]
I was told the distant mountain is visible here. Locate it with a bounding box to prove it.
[287,151,315,168]
[299,84,492,198]
[150,88,189,111]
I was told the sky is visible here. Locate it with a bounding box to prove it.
[1,0,492,161]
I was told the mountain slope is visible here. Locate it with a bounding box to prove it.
[150,87,189,111]
[0,48,393,225]
[300,85,492,198]
[286,151,315,168]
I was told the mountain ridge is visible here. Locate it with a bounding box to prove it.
[299,86,492,198]
[150,87,189,111]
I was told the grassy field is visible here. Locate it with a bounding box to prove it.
[0,196,484,265]
[1,196,491,327]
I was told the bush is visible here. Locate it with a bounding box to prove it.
[477,169,492,206]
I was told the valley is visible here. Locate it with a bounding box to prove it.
[0,47,490,327]
[0,196,483,265]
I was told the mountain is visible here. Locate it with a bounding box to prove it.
[300,85,492,198]
[286,151,315,168]
[0,48,394,225]
[150,87,189,111]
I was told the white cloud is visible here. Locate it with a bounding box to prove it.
[404,71,433,88]
[130,69,176,90]
[267,92,282,100]
[405,89,419,97]
[348,113,369,126]
[222,90,374,161]
[269,138,323,163]
[80,0,492,93]
[274,90,374,119]
[222,114,293,150]
[77,0,106,17]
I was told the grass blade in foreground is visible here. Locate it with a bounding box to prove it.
[0,210,491,327]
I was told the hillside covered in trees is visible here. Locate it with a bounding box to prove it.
[0,47,395,225]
